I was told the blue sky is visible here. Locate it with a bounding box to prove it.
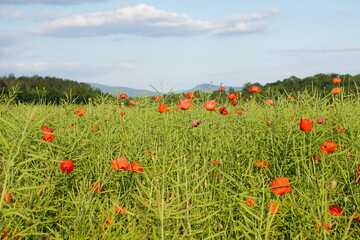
[1,0,359,91]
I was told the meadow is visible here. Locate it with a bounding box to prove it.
[0,85,359,239]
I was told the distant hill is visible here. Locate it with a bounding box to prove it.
[89,83,158,97]
[90,83,243,97]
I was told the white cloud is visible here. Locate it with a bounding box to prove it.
[0,0,108,5]
[0,30,21,46]
[31,4,280,38]
[33,10,71,22]
[275,45,360,53]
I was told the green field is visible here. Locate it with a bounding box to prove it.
[1,88,359,239]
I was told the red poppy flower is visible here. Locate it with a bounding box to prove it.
[129,100,136,105]
[153,96,162,101]
[91,126,99,131]
[320,141,338,154]
[317,118,326,124]
[186,92,195,99]
[211,160,220,165]
[74,109,85,116]
[111,157,130,170]
[60,159,75,173]
[300,118,313,132]
[227,93,238,101]
[315,221,331,231]
[231,101,238,106]
[203,100,216,111]
[218,87,225,91]
[270,177,291,195]
[115,206,126,215]
[332,77,342,84]
[158,103,168,113]
[129,162,143,172]
[331,88,342,94]
[119,112,126,116]
[329,204,343,216]
[245,197,255,206]
[42,133,55,142]
[266,99,275,105]
[268,202,279,214]
[192,119,201,127]
[91,183,104,193]
[236,108,243,114]
[248,86,260,93]
[290,96,296,100]
[254,160,268,168]
[219,107,229,115]
[334,125,345,132]
[178,99,193,110]
[42,126,54,133]
[1,192,13,203]
[358,164,360,171]
[265,120,272,126]
[104,216,113,224]
[119,93,128,99]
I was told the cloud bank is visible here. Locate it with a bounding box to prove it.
[31,4,280,38]
[276,45,360,53]
[0,0,108,5]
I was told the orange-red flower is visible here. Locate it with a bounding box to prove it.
[219,107,229,115]
[42,126,54,133]
[211,160,220,165]
[332,77,342,84]
[74,109,85,116]
[1,192,13,203]
[192,119,201,127]
[266,99,275,105]
[245,197,255,207]
[158,103,168,113]
[236,108,243,114]
[203,100,216,111]
[315,221,331,231]
[119,112,126,116]
[111,157,130,170]
[248,86,260,93]
[104,216,113,224]
[268,202,279,214]
[317,118,326,124]
[178,99,193,110]
[119,93,128,99]
[60,159,75,173]
[358,164,360,171]
[129,100,136,105]
[128,162,143,172]
[42,126,54,142]
[91,126,99,131]
[300,118,313,132]
[320,141,338,154]
[153,96,162,101]
[91,183,104,193]
[115,206,126,215]
[270,177,291,195]
[254,160,268,168]
[218,87,225,91]
[231,101,238,106]
[186,92,195,99]
[334,125,345,132]
[227,93,238,101]
[331,88,342,94]
[290,96,296,100]
[329,204,343,216]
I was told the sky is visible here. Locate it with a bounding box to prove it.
[1,0,360,91]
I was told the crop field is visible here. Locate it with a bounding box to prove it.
[0,87,360,239]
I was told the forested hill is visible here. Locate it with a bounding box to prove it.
[248,73,360,94]
[0,74,103,104]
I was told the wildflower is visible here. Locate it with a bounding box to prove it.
[266,120,272,126]
[315,221,331,231]
[334,125,345,132]
[91,126,99,131]
[290,96,296,100]
[268,202,280,214]
[42,126,54,142]
[227,93,238,101]
[153,96,162,101]
[317,118,326,124]
[248,86,260,93]
[178,99,194,110]
[320,141,338,154]
[74,109,85,116]
[300,118,313,132]
[331,88,342,94]
[254,160,268,168]
[211,160,220,165]
[231,101,238,106]
[1,192,13,203]
[91,183,104,193]
[329,204,343,216]
[158,103,168,113]
[129,162,143,172]
[111,157,130,170]
[186,92,195,99]
[115,206,126,215]
[129,100,136,105]
[42,126,54,133]
[60,159,75,174]
[218,87,225,91]
[332,77,342,84]
[245,197,255,206]
[203,100,216,111]
[236,108,243,114]
[266,99,275,105]
[192,119,201,127]
[119,112,126,116]
[270,177,291,195]
[119,93,128,99]
[219,107,229,115]
[104,216,113,224]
